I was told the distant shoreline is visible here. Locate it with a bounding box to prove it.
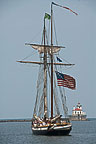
[0,119,32,123]
[0,118,96,123]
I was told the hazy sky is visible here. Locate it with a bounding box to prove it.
[0,0,96,119]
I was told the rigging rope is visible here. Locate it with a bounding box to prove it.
[53,15,58,46]
[54,56,68,117]
[33,64,44,117]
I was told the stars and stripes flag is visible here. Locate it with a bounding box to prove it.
[52,2,78,16]
[55,71,76,90]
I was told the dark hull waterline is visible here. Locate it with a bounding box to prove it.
[32,129,71,136]
[32,125,72,136]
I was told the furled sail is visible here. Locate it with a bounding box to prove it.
[25,43,65,54]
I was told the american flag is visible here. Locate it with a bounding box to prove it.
[55,71,76,90]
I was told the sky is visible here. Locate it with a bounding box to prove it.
[0,0,96,119]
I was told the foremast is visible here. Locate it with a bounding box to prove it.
[51,3,53,119]
[43,17,47,119]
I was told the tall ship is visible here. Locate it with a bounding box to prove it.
[17,2,78,135]
[69,102,87,121]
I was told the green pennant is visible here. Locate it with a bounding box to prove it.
[44,13,51,20]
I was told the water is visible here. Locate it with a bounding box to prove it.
[0,119,96,144]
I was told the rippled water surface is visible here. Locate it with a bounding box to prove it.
[0,119,96,144]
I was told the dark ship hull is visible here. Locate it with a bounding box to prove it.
[32,124,72,136]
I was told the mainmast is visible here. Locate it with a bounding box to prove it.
[51,3,53,119]
[44,17,47,119]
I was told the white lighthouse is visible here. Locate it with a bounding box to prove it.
[69,102,87,121]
